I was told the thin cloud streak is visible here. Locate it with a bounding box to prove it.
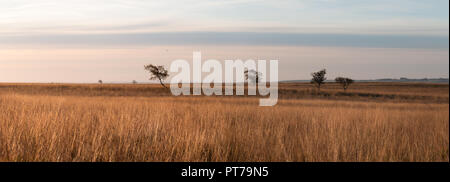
[0,32,448,49]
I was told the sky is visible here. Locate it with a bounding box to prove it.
[0,0,448,82]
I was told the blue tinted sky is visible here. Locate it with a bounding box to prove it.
[1,0,448,35]
[0,0,448,82]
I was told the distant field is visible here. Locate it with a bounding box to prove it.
[1,82,448,102]
[0,83,448,161]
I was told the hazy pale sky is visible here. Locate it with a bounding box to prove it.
[0,0,448,82]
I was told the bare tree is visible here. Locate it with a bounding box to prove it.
[244,68,262,84]
[144,64,169,88]
[335,77,354,91]
[310,69,327,91]
[98,80,103,84]
[132,80,138,84]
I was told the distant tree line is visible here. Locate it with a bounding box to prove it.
[140,63,355,91]
[310,69,354,91]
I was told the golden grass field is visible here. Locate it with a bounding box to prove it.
[0,82,448,162]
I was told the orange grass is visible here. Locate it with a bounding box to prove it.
[0,83,448,162]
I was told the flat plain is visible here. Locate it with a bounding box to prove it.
[0,82,448,161]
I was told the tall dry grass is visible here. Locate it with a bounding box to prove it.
[0,88,448,161]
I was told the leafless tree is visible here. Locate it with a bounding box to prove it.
[144,64,169,88]
[132,80,138,84]
[335,77,354,91]
[244,68,262,84]
[98,80,103,84]
[310,69,327,91]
